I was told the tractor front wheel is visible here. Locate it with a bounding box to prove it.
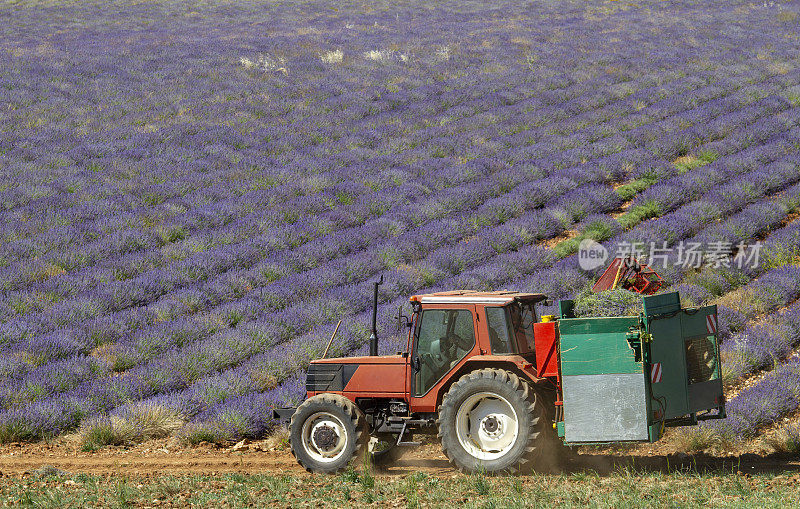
[438,368,545,474]
[289,394,367,473]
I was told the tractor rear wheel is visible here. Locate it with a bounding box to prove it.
[289,394,367,473]
[438,368,545,474]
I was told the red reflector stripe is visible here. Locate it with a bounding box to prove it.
[651,362,662,384]
[706,314,717,335]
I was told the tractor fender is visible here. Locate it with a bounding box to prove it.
[434,355,551,410]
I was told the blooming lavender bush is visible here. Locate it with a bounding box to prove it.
[2,0,800,444]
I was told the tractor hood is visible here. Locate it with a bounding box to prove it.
[307,355,407,395]
[311,355,407,366]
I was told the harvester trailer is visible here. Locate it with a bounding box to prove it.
[275,279,726,474]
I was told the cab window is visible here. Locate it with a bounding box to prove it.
[513,303,537,353]
[486,307,516,354]
[414,309,476,396]
[486,303,537,354]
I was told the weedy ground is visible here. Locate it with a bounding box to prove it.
[2,467,799,508]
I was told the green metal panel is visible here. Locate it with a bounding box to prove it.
[645,306,689,419]
[681,304,723,413]
[644,292,723,420]
[648,423,663,442]
[559,299,576,319]
[555,291,725,445]
[642,292,681,317]
[558,316,641,376]
[559,316,651,443]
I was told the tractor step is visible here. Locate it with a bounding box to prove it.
[272,407,296,422]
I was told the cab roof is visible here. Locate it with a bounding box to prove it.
[409,290,548,305]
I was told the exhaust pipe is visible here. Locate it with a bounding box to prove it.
[370,275,384,356]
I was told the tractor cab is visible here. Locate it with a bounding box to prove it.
[303,291,550,412]
[406,291,549,410]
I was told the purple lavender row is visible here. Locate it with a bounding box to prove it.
[1,121,788,406]
[623,138,799,245]
[2,59,761,285]
[1,52,788,274]
[6,82,792,338]
[699,357,800,441]
[721,298,800,382]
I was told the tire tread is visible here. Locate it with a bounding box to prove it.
[437,368,546,474]
[289,393,367,473]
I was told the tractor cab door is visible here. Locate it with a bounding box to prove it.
[409,304,478,411]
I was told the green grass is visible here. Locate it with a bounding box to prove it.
[79,419,122,452]
[2,469,799,508]
[673,150,719,173]
[550,218,624,259]
[616,201,662,231]
[614,176,658,201]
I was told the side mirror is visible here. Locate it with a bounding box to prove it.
[396,305,413,330]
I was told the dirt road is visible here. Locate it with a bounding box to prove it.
[0,438,455,477]
[0,438,798,477]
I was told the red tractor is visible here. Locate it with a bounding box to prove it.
[275,279,725,474]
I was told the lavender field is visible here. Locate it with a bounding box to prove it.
[2,0,800,449]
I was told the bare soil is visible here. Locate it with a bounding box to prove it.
[541,229,578,248]
[0,438,797,478]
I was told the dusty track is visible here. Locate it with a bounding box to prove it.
[0,439,307,477]
[1,439,798,478]
[0,439,457,477]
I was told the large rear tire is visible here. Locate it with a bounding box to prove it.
[289,394,367,473]
[438,368,546,474]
